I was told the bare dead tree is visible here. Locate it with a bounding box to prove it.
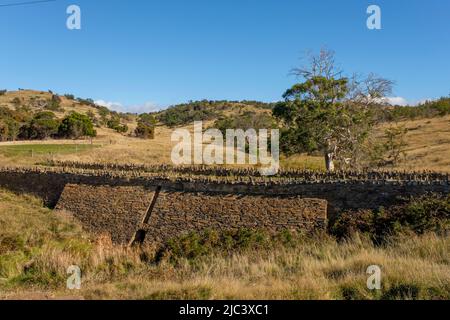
[290,48,343,80]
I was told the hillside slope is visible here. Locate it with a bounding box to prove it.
[0,90,449,172]
[0,90,102,118]
[379,115,450,172]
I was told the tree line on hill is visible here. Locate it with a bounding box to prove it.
[154,92,449,129]
[152,49,449,171]
[61,94,157,139]
[156,100,275,127]
[0,108,96,141]
[0,91,157,142]
[374,97,450,122]
[2,54,449,169]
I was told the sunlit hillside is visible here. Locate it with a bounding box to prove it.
[0,90,449,173]
[0,90,105,119]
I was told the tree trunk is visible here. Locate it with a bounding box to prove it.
[325,152,335,172]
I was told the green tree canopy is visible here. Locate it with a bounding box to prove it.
[274,49,393,171]
[20,111,60,140]
[58,112,97,139]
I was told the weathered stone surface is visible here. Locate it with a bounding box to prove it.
[0,168,448,212]
[55,184,156,244]
[0,166,449,244]
[54,184,327,245]
[144,191,327,244]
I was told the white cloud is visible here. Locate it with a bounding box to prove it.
[128,101,162,114]
[383,97,409,106]
[380,97,439,107]
[95,100,161,114]
[413,98,436,106]
[94,100,124,110]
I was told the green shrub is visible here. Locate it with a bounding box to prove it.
[106,116,128,133]
[0,107,23,141]
[45,95,63,112]
[135,114,156,139]
[158,228,272,263]
[330,194,450,243]
[19,112,60,140]
[58,112,97,139]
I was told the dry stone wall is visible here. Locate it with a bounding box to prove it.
[144,191,327,244]
[0,167,449,244]
[0,167,448,211]
[53,185,327,245]
[55,184,156,244]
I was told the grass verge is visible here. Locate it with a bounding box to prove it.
[0,189,448,300]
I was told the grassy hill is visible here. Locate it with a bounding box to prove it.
[0,90,449,172]
[154,100,274,127]
[0,90,103,118]
[377,115,450,172]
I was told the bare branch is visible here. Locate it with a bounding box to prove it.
[290,48,342,80]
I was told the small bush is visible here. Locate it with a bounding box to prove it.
[381,283,421,300]
[44,95,63,112]
[330,194,450,243]
[107,117,128,134]
[135,114,156,139]
[11,97,21,106]
[159,228,271,263]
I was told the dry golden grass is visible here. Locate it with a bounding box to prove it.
[1,89,449,172]
[0,189,449,300]
[378,115,450,172]
[0,90,102,119]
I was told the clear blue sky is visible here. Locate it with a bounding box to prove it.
[1,0,449,112]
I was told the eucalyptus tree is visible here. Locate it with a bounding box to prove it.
[274,49,393,171]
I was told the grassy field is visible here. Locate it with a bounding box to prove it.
[0,144,100,158]
[1,115,449,172]
[0,189,448,300]
[1,90,449,172]
[385,115,450,172]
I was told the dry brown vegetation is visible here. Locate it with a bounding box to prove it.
[0,90,104,119]
[1,116,449,172]
[0,189,449,300]
[378,115,450,172]
[1,90,449,172]
[1,90,449,300]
